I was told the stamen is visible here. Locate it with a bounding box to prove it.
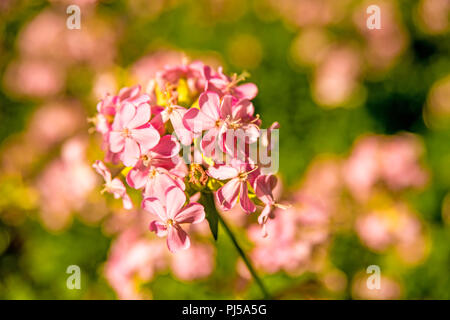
[122,127,131,138]
[238,166,258,181]
[274,203,291,210]
[246,166,259,175]
[250,114,260,123]
[148,167,158,178]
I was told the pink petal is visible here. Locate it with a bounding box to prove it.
[236,83,258,100]
[258,205,271,238]
[126,164,148,189]
[174,203,205,224]
[219,95,234,118]
[122,193,133,210]
[122,137,141,167]
[171,110,193,145]
[221,128,249,157]
[167,225,190,253]
[118,85,140,101]
[258,205,272,226]
[205,81,226,97]
[232,99,252,119]
[245,124,260,144]
[199,92,220,120]
[182,108,200,132]
[131,126,160,152]
[239,181,256,213]
[216,178,241,211]
[131,94,150,106]
[109,131,125,153]
[110,178,127,198]
[151,135,180,158]
[164,186,186,219]
[149,220,168,237]
[127,103,151,129]
[150,156,178,170]
[200,128,219,158]
[144,172,183,198]
[92,160,111,182]
[142,197,167,221]
[255,174,277,204]
[117,102,136,128]
[150,109,165,135]
[183,108,216,132]
[207,165,239,180]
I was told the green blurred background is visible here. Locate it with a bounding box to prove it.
[0,0,449,299]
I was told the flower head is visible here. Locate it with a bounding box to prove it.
[91,60,284,253]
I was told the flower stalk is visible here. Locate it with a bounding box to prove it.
[202,192,271,299]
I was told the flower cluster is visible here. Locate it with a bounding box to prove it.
[91,61,284,252]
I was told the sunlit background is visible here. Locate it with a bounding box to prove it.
[0,0,449,299]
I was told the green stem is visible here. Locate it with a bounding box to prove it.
[204,193,270,299]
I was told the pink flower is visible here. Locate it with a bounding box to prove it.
[116,85,143,103]
[126,135,185,196]
[93,160,133,209]
[183,91,260,158]
[37,137,96,231]
[94,85,143,134]
[156,60,207,95]
[94,87,147,164]
[104,228,168,300]
[255,174,288,236]
[109,101,160,167]
[204,66,258,100]
[143,186,205,252]
[170,243,214,281]
[208,162,258,213]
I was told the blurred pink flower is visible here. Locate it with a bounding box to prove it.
[18,9,116,68]
[355,211,394,251]
[356,203,427,264]
[353,1,408,70]
[269,0,336,28]
[36,137,97,231]
[18,10,65,60]
[379,135,428,190]
[342,136,380,202]
[104,228,167,300]
[352,273,402,300]
[26,100,85,151]
[170,243,215,281]
[313,46,361,107]
[343,134,428,201]
[248,195,330,275]
[131,51,185,87]
[417,0,450,34]
[4,59,65,98]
